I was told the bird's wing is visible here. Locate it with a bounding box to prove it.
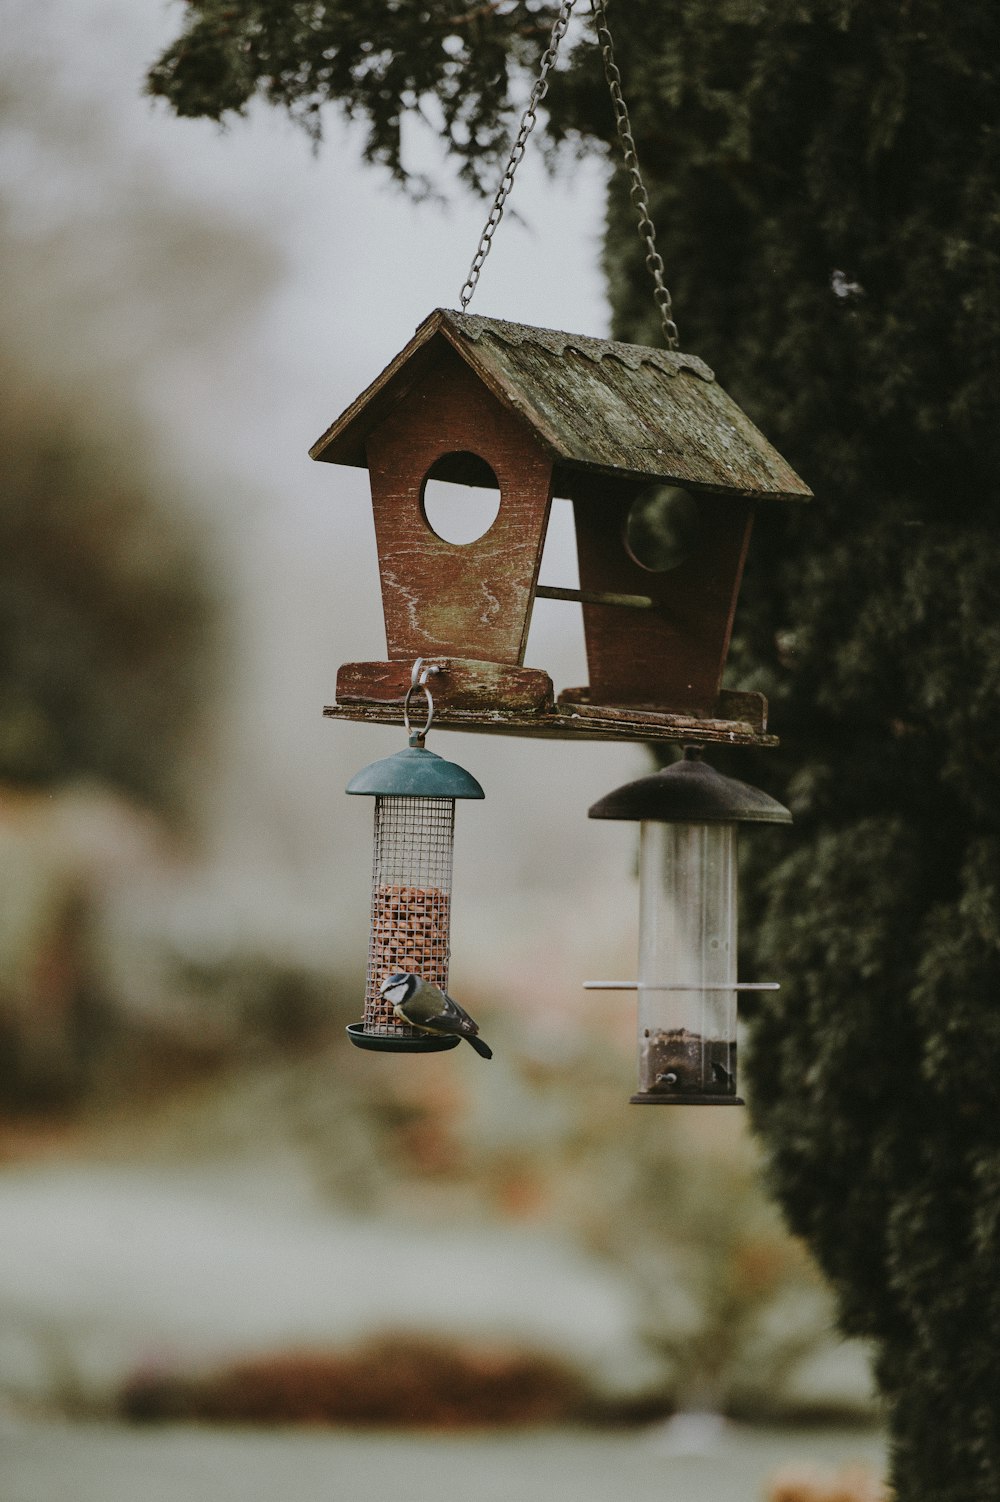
[410,1005,456,1033]
[441,992,480,1033]
[399,993,464,1034]
[400,988,479,1037]
[408,992,478,1036]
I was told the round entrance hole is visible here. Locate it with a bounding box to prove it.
[421,452,502,546]
[624,484,703,573]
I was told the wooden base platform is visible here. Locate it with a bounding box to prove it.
[324,702,776,747]
[327,661,777,747]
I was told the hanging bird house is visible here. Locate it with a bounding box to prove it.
[344,665,484,1052]
[313,309,811,749]
[587,748,791,1104]
[319,0,808,1071]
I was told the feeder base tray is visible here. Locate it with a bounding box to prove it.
[630,1092,745,1106]
[346,1022,461,1053]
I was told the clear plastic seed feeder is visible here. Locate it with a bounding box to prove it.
[345,663,484,1053]
[587,747,791,1104]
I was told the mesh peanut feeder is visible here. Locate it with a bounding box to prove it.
[345,663,484,1053]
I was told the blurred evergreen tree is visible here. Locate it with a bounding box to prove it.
[0,373,212,813]
[148,3,1000,1493]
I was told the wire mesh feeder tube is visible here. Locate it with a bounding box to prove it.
[636,822,740,1103]
[344,739,484,1053]
[366,796,455,1039]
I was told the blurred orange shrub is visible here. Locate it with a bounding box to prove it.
[766,1461,889,1502]
[120,1333,588,1427]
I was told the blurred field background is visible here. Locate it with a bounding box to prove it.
[1,0,882,1496]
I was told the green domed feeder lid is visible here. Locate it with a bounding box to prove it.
[345,745,484,800]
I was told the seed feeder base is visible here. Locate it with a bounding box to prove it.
[629,1091,745,1106]
[346,1023,461,1053]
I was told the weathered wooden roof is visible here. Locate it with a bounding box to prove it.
[311,309,811,501]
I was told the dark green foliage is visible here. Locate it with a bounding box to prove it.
[0,374,213,811]
[146,1,570,188]
[147,3,1000,1493]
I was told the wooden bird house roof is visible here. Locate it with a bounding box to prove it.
[311,309,812,501]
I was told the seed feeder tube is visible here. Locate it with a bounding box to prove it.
[587,747,790,1104]
[345,663,484,1053]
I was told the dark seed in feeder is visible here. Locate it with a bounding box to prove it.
[641,1028,737,1096]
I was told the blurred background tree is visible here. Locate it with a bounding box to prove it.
[148,3,1000,1495]
[0,375,211,808]
[0,375,213,1104]
[0,24,282,1109]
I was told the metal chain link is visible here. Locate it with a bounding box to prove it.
[590,0,679,349]
[458,0,678,350]
[458,0,579,311]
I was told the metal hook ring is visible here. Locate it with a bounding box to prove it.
[403,659,440,743]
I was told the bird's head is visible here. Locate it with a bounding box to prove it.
[380,972,418,1006]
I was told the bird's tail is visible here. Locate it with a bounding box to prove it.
[466,1034,493,1060]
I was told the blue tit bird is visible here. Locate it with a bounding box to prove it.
[379,973,493,1059]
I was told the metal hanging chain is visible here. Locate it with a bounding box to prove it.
[458,0,678,349]
[590,0,679,349]
[458,0,579,311]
